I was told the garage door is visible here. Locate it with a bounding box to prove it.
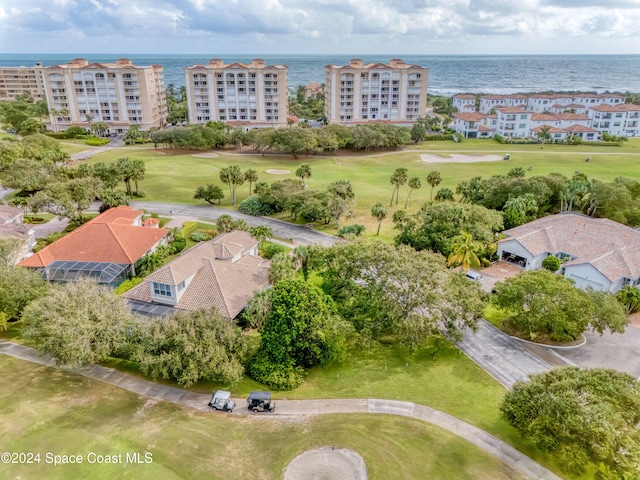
[569,275,604,291]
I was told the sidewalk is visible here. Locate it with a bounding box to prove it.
[0,340,562,480]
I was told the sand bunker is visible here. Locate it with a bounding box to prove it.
[284,448,367,480]
[266,169,290,174]
[421,154,503,163]
[191,153,219,158]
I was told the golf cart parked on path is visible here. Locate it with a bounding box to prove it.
[208,390,235,413]
[247,391,275,413]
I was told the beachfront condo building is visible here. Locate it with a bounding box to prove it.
[324,58,428,126]
[41,58,167,133]
[0,65,46,102]
[184,58,289,129]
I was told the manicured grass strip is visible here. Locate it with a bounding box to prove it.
[0,356,525,480]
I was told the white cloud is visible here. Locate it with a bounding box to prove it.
[0,0,639,53]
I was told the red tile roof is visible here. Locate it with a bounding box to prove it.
[454,94,476,99]
[496,107,530,114]
[455,112,486,122]
[19,206,168,268]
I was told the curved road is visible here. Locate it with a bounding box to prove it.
[129,201,339,247]
[0,340,562,480]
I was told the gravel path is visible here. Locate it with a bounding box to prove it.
[0,340,562,480]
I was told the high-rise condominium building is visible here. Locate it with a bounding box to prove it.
[0,64,46,101]
[184,58,288,129]
[41,58,167,133]
[324,58,428,125]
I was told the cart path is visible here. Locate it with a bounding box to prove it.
[0,340,562,480]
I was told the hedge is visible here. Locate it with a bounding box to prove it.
[423,134,454,141]
[180,221,198,237]
[86,137,110,146]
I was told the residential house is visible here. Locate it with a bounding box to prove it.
[304,82,323,100]
[324,58,428,125]
[184,58,289,129]
[479,95,507,114]
[495,107,531,138]
[0,205,35,263]
[123,230,271,318]
[453,94,476,113]
[453,112,494,138]
[497,213,640,293]
[18,206,169,287]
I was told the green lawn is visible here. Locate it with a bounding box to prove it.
[0,356,525,480]
[81,139,640,240]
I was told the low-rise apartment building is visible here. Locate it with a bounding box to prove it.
[495,107,532,138]
[184,58,288,129]
[0,65,46,101]
[41,58,167,133]
[452,94,476,113]
[324,58,428,125]
[589,104,640,137]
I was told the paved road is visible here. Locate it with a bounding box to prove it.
[0,340,562,480]
[550,328,640,380]
[457,320,570,388]
[129,201,340,247]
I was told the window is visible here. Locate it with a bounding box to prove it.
[519,123,527,129]
[152,282,172,297]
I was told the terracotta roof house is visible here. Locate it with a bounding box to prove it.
[497,213,640,293]
[0,205,23,224]
[18,206,169,287]
[123,230,271,318]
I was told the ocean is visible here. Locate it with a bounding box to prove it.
[1,54,639,96]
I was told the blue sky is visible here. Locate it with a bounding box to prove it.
[1,0,639,54]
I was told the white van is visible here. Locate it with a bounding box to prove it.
[466,270,483,282]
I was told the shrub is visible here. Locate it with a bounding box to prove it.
[248,355,306,391]
[65,126,87,136]
[494,134,505,144]
[338,224,366,237]
[45,132,73,139]
[169,234,186,254]
[541,255,561,272]
[33,231,65,252]
[191,231,209,242]
[423,134,454,141]
[86,136,110,146]
[238,195,275,216]
[114,277,143,295]
[262,243,285,259]
[131,190,146,198]
[180,221,198,237]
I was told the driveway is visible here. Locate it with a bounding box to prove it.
[30,216,69,238]
[549,326,640,380]
[130,201,339,247]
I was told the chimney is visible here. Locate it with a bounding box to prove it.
[209,58,224,68]
[252,58,266,67]
[116,58,133,66]
[389,58,404,67]
[349,58,363,68]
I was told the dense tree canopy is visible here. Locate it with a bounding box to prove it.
[135,309,248,387]
[313,239,485,345]
[250,279,350,390]
[394,201,503,259]
[501,367,640,477]
[22,280,138,368]
[492,270,627,342]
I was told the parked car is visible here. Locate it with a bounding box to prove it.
[208,390,235,413]
[247,391,275,413]
[466,270,483,282]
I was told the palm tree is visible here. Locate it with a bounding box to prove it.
[371,202,387,235]
[131,159,146,195]
[389,167,408,206]
[426,171,442,201]
[404,177,422,208]
[538,125,551,148]
[295,163,312,185]
[447,231,482,271]
[249,225,273,249]
[92,121,109,137]
[244,169,258,195]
